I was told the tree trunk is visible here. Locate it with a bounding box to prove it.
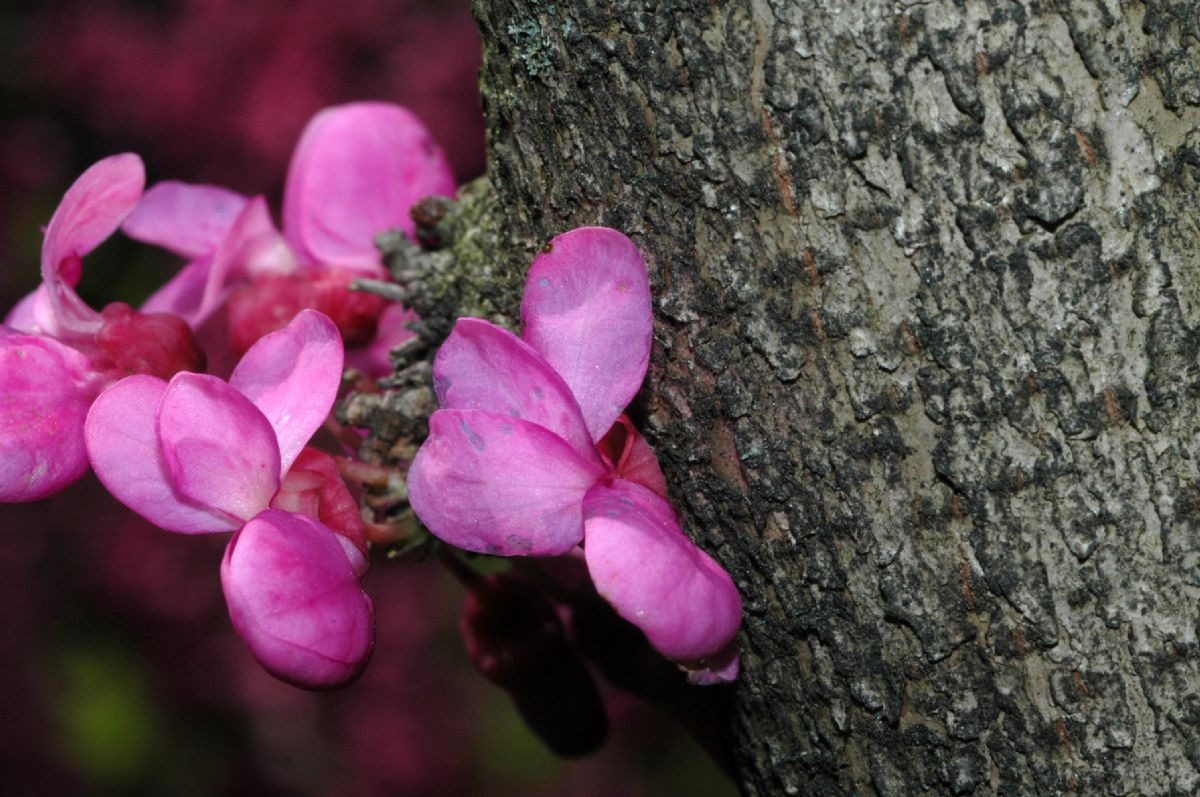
[353,1,1200,794]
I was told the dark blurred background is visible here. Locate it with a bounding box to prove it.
[0,1,738,794]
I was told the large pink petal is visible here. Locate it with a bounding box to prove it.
[85,375,239,532]
[221,509,374,689]
[433,318,600,465]
[582,479,741,666]
[121,181,249,258]
[156,373,281,522]
[0,335,99,502]
[41,154,145,338]
[407,409,604,556]
[229,309,343,476]
[282,102,457,276]
[521,227,653,441]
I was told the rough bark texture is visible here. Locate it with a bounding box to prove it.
[349,1,1200,794]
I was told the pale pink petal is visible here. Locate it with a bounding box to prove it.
[582,479,741,666]
[122,181,249,258]
[433,318,600,465]
[219,196,299,281]
[229,310,343,476]
[683,640,740,684]
[41,154,145,338]
[407,409,604,556]
[3,286,47,333]
[344,302,418,379]
[521,227,653,441]
[156,373,281,522]
[282,102,457,276]
[85,375,239,532]
[221,509,374,689]
[0,335,99,502]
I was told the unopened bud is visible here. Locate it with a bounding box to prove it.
[96,302,206,379]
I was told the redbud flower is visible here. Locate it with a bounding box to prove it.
[407,228,742,682]
[85,310,373,688]
[123,102,457,373]
[1,154,204,502]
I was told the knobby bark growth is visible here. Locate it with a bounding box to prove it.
[347,2,1200,794]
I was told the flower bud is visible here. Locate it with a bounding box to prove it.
[96,302,206,379]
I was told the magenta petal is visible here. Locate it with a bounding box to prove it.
[434,318,601,465]
[582,480,741,665]
[156,373,281,522]
[282,102,457,276]
[684,640,740,685]
[221,509,374,689]
[229,310,343,475]
[122,181,249,258]
[85,375,239,532]
[521,227,653,441]
[0,335,98,502]
[407,409,604,556]
[3,286,48,334]
[41,154,145,338]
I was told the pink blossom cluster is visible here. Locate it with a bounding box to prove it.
[1,101,454,688]
[1,100,743,708]
[408,228,743,684]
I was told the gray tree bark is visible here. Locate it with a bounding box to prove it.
[346,1,1200,794]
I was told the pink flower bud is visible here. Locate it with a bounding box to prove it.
[459,572,607,756]
[95,302,207,379]
[224,270,386,355]
[271,447,368,577]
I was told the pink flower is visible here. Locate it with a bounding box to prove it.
[122,102,456,375]
[85,310,374,688]
[406,227,742,682]
[1,154,204,502]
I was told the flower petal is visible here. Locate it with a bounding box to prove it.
[271,447,368,578]
[229,309,343,476]
[582,479,741,665]
[85,374,238,532]
[166,197,298,329]
[282,102,456,276]
[0,335,98,502]
[41,154,145,338]
[433,318,600,465]
[221,509,374,689]
[521,227,652,441]
[156,373,281,522]
[121,181,249,258]
[3,286,51,334]
[597,414,668,499]
[407,409,604,556]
